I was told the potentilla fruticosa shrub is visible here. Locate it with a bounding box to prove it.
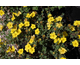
[0,6,80,59]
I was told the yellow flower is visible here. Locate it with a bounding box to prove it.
[38,38,41,42]
[19,22,24,28]
[78,35,80,39]
[7,22,13,29]
[11,46,15,52]
[50,32,57,40]
[6,46,11,53]
[18,48,23,54]
[72,40,79,47]
[70,26,75,31]
[47,14,52,18]
[0,10,5,16]
[54,18,57,22]
[26,13,31,18]
[29,39,34,44]
[13,11,21,17]
[26,58,29,59]
[31,24,36,29]
[11,15,15,21]
[35,28,40,35]
[58,47,67,54]
[17,11,21,16]
[47,23,51,30]
[54,38,58,43]
[0,24,3,31]
[56,16,62,21]
[13,13,18,16]
[47,22,51,26]
[60,57,66,59]
[23,6,27,7]
[29,47,35,54]
[48,21,52,24]
[73,20,80,26]
[57,38,61,44]
[48,26,51,30]
[48,17,54,23]
[12,31,18,38]
[17,29,22,35]
[12,12,16,15]
[13,24,17,30]
[30,11,35,18]
[63,31,68,37]
[47,22,50,26]
[25,43,31,52]
[11,29,16,34]
[56,23,63,28]
[61,36,67,43]
[31,35,35,40]
[0,38,1,42]
[54,38,61,44]
[24,18,27,22]
[24,21,30,27]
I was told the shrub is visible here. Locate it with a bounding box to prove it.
[0,6,80,59]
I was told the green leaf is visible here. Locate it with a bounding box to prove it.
[45,8,48,11]
[70,42,72,45]
[58,6,62,10]
[32,6,38,10]
[50,7,55,11]
[38,51,40,53]
[50,50,53,54]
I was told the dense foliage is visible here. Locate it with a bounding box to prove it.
[0,6,80,59]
